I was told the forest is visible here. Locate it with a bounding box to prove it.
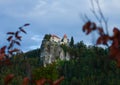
[1,0,120,85]
[1,38,120,85]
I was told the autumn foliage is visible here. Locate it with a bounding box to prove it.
[83,21,120,67]
[4,74,14,85]
[0,23,30,61]
[0,23,64,85]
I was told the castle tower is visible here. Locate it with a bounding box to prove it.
[63,34,68,43]
[60,34,69,45]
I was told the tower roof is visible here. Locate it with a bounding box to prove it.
[63,34,67,38]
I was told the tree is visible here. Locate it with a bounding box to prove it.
[82,0,120,68]
[43,34,51,41]
[69,36,74,47]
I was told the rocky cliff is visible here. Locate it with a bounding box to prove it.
[40,39,70,66]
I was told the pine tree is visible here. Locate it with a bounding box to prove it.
[69,36,74,47]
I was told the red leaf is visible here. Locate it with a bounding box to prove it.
[5,59,12,65]
[7,36,13,42]
[8,48,19,55]
[0,53,5,60]
[102,35,110,45]
[14,41,21,46]
[96,36,102,45]
[15,31,20,38]
[83,21,96,35]
[24,23,30,26]
[7,32,15,35]
[53,76,64,85]
[0,46,6,54]
[4,74,14,85]
[109,46,119,58]
[92,22,97,30]
[35,78,46,85]
[83,21,91,32]
[86,28,92,35]
[16,36,22,41]
[19,27,27,34]
[22,77,29,85]
[113,38,119,48]
[113,27,120,37]
[97,27,104,35]
[9,48,19,53]
[114,52,120,68]
[8,41,14,49]
[96,35,109,45]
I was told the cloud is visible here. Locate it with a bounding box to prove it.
[0,0,120,52]
[29,45,40,50]
[31,35,43,42]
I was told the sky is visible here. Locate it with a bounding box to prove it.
[0,0,120,52]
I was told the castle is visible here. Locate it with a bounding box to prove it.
[40,34,70,66]
[50,34,69,45]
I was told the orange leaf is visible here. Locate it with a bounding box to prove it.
[4,74,14,85]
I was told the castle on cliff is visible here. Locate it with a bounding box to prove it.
[40,34,70,66]
[50,34,69,45]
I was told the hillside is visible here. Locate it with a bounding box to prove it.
[1,34,120,85]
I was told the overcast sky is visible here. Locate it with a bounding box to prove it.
[0,0,120,52]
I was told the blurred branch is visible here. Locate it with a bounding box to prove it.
[91,0,109,35]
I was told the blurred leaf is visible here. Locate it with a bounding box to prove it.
[8,41,14,49]
[0,53,5,60]
[24,23,30,27]
[14,41,21,46]
[4,74,14,85]
[19,27,27,34]
[0,46,6,54]
[53,76,64,85]
[15,31,20,38]
[35,78,46,85]
[22,77,29,85]
[7,36,13,42]
[7,32,15,35]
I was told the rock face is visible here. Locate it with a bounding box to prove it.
[40,39,70,66]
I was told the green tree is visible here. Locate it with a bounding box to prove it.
[69,36,74,47]
[43,34,51,41]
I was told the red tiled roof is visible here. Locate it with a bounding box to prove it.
[51,34,60,39]
[63,34,67,38]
